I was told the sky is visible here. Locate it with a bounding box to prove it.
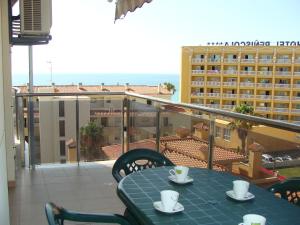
[11,0,300,76]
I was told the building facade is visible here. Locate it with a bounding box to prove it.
[181,46,300,123]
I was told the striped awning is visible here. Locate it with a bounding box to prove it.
[115,0,153,22]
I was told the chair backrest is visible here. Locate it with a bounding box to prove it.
[112,148,174,182]
[268,177,300,206]
[45,202,131,225]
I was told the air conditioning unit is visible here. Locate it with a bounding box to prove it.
[20,0,52,36]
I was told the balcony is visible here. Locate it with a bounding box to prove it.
[240,94,254,99]
[256,95,272,100]
[11,91,300,225]
[223,70,237,75]
[240,71,256,76]
[257,71,272,76]
[239,82,254,87]
[294,59,300,64]
[223,58,238,63]
[207,70,220,74]
[191,81,205,86]
[191,69,205,75]
[276,58,291,64]
[294,72,300,76]
[273,108,289,113]
[223,93,237,98]
[291,108,300,113]
[240,59,256,63]
[273,96,290,100]
[206,92,220,97]
[207,58,221,63]
[275,71,291,76]
[274,84,290,88]
[191,58,205,64]
[256,83,272,88]
[222,105,235,110]
[206,81,221,86]
[256,107,271,111]
[205,104,220,109]
[223,82,237,87]
[191,92,205,97]
[258,59,273,64]
[293,84,300,88]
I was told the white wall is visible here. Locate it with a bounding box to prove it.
[0,0,11,224]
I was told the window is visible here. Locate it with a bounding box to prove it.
[59,101,65,117]
[60,140,66,156]
[223,128,231,141]
[59,120,65,137]
[163,117,169,126]
[215,127,221,138]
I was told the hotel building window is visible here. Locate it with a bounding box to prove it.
[59,101,65,117]
[60,140,66,156]
[223,128,231,141]
[59,120,65,137]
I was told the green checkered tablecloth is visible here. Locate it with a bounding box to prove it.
[117,167,299,225]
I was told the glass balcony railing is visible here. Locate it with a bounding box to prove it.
[191,58,205,64]
[192,69,205,75]
[276,59,291,64]
[223,82,237,87]
[241,59,256,63]
[240,71,256,75]
[257,71,273,76]
[240,82,255,87]
[191,81,205,86]
[14,91,300,185]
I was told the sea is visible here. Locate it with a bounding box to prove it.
[12,73,180,102]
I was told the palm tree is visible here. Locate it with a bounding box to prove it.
[80,121,103,161]
[163,82,176,94]
[228,104,254,155]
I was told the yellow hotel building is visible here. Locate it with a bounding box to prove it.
[181,46,300,123]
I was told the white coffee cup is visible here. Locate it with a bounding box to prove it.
[242,214,266,225]
[160,190,179,212]
[233,180,249,199]
[169,166,189,182]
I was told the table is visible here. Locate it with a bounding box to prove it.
[117,167,300,225]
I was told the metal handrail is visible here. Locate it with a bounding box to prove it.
[16,91,300,133]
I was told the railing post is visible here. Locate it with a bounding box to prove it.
[207,114,215,170]
[121,97,126,155]
[155,105,160,152]
[125,97,130,152]
[75,96,80,165]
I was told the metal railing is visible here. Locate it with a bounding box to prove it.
[14,91,300,173]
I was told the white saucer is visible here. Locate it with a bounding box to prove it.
[153,201,184,214]
[226,190,255,201]
[168,175,193,184]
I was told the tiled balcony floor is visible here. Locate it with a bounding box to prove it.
[9,161,125,225]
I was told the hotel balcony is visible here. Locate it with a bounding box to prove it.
[256,107,272,112]
[273,108,289,113]
[275,71,291,76]
[240,59,256,63]
[8,91,300,225]
[206,92,220,97]
[191,58,205,64]
[223,70,237,75]
[256,83,273,88]
[191,92,205,97]
[291,108,300,114]
[223,93,237,98]
[207,70,220,74]
[273,96,290,100]
[207,58,221,63]
[294,59,300,64]
[239,82,255,87]
[206,81,221,86]
[191,81,205,86]
[191,69,205,75]
[256,95,272,100]
[294,72,300,76]
[293,84,300,89]
[257,71,272,76]
[274,84,290,89]
[240,94,254,99]
[276,58,291,64]
[223,58,238,63]
[222,105,235,110]
[240,71,256,76]
[223,82,237,87]
[258,59,273,64]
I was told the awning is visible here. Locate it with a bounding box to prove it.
[114,0,153,22]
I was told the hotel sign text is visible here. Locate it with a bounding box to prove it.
[206,41,300,46]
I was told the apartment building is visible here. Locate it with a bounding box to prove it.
[16,84,173,163]
[181,46,300,123]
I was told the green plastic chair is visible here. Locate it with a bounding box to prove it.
[268,177,300,206]
[45,202,132,225]
[112,148,174,183]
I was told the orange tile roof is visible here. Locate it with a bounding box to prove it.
[14,84,172,96]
